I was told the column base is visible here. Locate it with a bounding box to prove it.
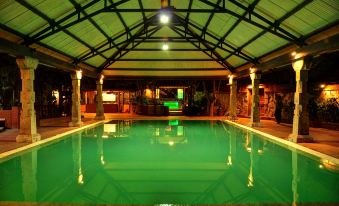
[94,115,105,120]
[16,133,41,143]
[249,122,261,127]
[68,121,83,127]
[288,134,313,143]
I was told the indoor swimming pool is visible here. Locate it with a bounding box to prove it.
[0,120,338,204]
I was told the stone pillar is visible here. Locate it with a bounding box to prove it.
[69,70,83,127]
[250,72,261,127]
[229,75,237,120]
[95,75,105,120]
[288,57,312,142]
[16,57,41,143]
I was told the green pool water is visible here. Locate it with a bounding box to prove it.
[0,120,338,205]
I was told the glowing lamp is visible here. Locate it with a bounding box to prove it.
[76,70,82,79]
[160,14,169,24]
[162,44,169,50]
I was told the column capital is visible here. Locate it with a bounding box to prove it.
[228,74,237,85]
[96,74,104,85]
[16,56,39,70]
[250,72,261,81]
[292,55,312,71]
[70,70,82,80]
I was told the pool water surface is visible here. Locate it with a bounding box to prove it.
[0,120,338,204]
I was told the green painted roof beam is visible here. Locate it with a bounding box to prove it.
[78,14,158,62]
[15,0,108,62]
[98,16,161,71]
[198,0,298,43]
[223,0,314,62]
[102,26,162,70]
[69,0,117,56]
[236,34,339,78]
[169,25,232,71]
[29,0,130,43]
[108,0,132,38]
[174,14,255,64]
[0,38,97,78]
[212,0,261,51]
[200,0,222,39]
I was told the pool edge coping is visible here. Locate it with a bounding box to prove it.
[225,120,339,166]
[0,119,111,160]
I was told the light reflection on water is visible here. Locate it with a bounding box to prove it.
[0,120,338,204]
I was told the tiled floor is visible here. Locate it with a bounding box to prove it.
[0,116,99,154]
[0,113,338,158]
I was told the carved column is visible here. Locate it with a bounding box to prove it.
[16,57,41,143]
[69,70,83,127]
[288,57,312,142]
[250,72,261,127]
[229,75,237,120]
[95,75,105,120]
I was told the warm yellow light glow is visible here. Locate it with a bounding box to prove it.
[52,90,59,105]
[100,155,105,165]
[156,89,160,99]
[228,74,234,85]
[258,149,263,154]
[292,59,304,71]
[246,147,252,152]
[250,67,256,74]
[102,92,116,102]
[291,51,297,56]
[319,164,324,169]
[320,84,326,88]
[99,74,104,84]
[104,124,117,133]
[78,169,84,184]
[160,14,169,24]
[76,70,82,79]
[168,141,174,146]
[162,44,169,50]
[145,89,152,98]
[227,155,232,166]
[247,170,254,187]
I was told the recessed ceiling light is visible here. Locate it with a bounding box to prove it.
[162,44,169,50]
[160,14,169,24]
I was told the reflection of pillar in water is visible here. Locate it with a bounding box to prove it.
[226,127,234,166]
[21,150,37,201]
[72,133,83,184]
[247,133,254,187]
[97,125,105,165]
[292,150,298,206]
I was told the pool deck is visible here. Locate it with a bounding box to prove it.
[0,113,338,159]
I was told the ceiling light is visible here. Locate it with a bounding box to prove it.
[291,51,297,56]
[160,14,169,24]
[162,44,169,50]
